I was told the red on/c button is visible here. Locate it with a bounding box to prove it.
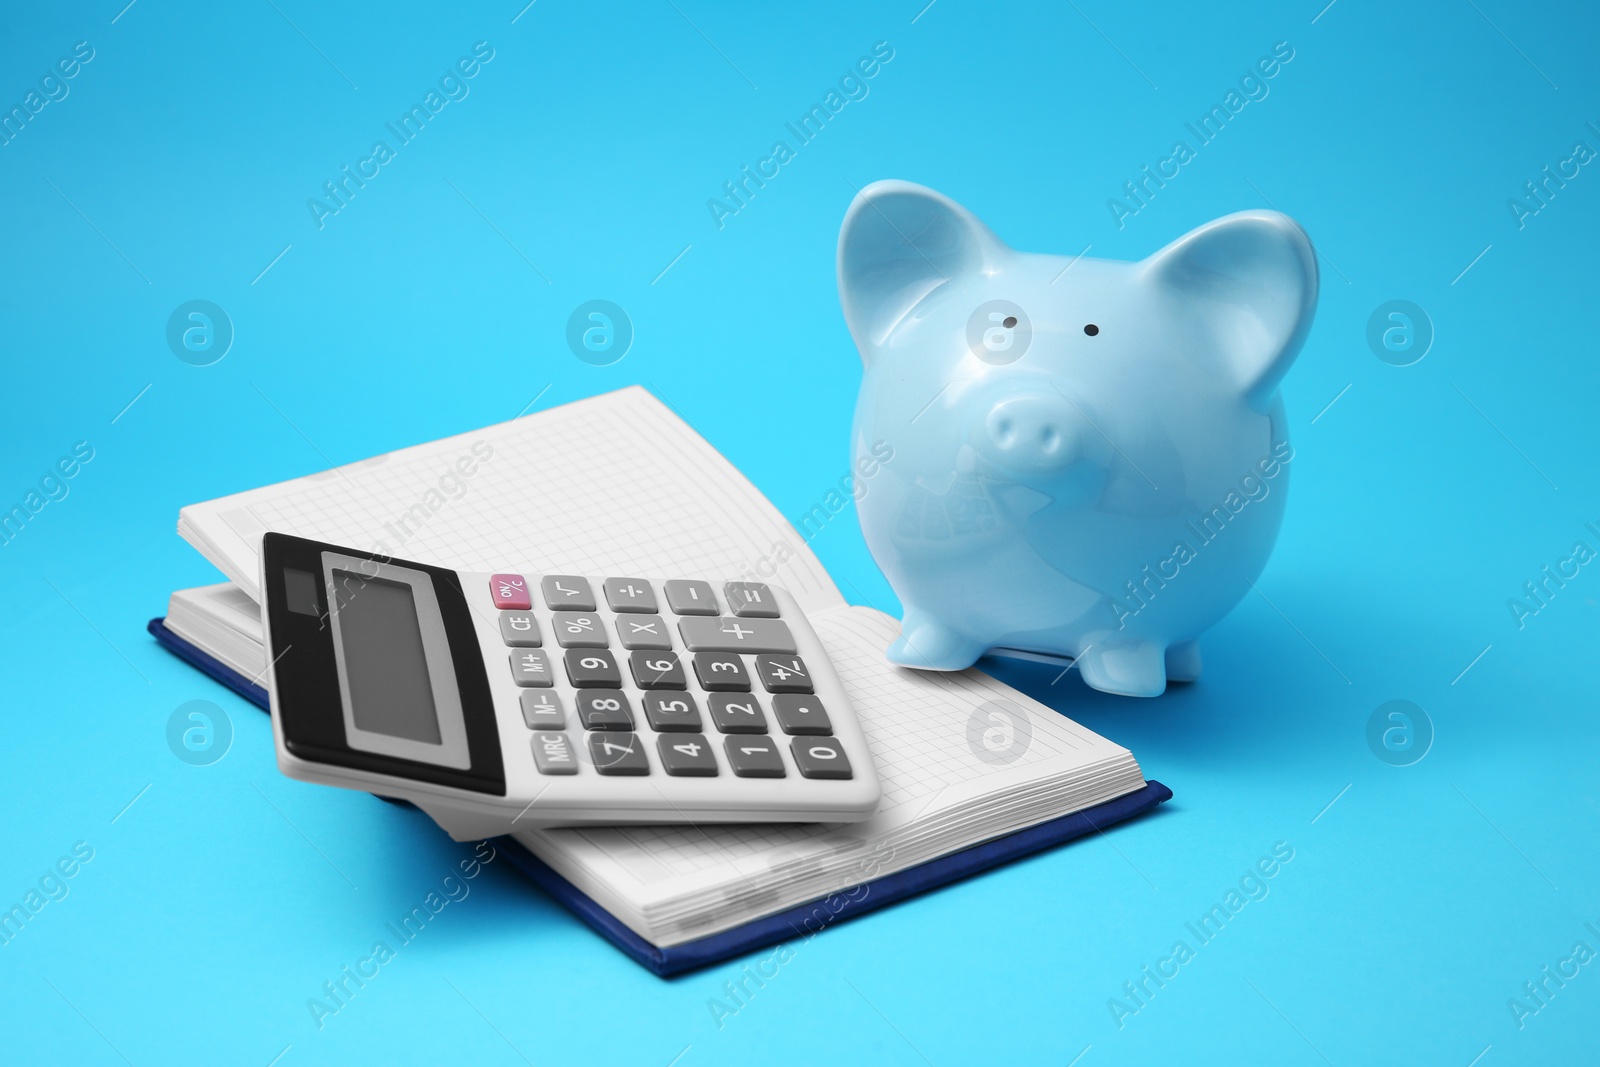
[490,573,531,610]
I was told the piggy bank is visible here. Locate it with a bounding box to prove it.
[840,181,1317,697]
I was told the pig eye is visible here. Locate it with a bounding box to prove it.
[1083,324,1099,336]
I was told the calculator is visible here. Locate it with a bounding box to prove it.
[259,533,880,837]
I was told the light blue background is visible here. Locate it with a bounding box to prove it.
[2,1,1596,1063]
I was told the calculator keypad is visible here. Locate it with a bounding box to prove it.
[495,572,852,781]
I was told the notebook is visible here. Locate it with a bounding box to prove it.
[153,385,1170,974]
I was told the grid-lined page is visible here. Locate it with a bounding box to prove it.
[521,607,1134,888]
[178,387,843,612]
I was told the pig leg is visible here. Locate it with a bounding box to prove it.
[1164,640,1202,683]
[886,613,985,671]
[1076,641,1168,698]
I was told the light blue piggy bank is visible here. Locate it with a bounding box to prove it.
[841,181,1318,697]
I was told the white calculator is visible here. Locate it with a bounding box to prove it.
[259,533,880,838]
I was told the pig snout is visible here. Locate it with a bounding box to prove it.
[976,392,1092,476]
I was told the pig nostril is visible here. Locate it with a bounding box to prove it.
[1040,426,1060,452]
[993,418,1015,446]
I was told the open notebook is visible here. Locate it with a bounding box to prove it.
[156,386,1167,972]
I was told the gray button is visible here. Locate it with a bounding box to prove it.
[551,611,608,648]
[615,614,671,650]
[791,738,853,779]
[542,575,595,611]
[499,612,542,647]
[724,582,779,618]
[772,694,832,736]
[657,733,719,777]
[692,652,750,691]
[531,731,578,774]
[576,690,633,731]
[630,651,686,690]
[509,649,554,687]
[677,617,796,654]
[643,693,702,732]
[724,736,785,778]
[664,579,718,615]
[589,732,650,775]
[709,693,767,734]
[603,577,657,613]
[756,654,813,693]
[565,648,620,688]
[520,690,565,729]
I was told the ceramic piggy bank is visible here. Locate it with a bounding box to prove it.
[840,181,1317,697]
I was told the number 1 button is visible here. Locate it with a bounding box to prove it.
[657,734,718,776]
[724,736,785,778]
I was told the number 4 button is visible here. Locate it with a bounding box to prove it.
[657,734,718,776]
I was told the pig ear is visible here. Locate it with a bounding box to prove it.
[1141,210,1318,411]
[838,181,1001,359]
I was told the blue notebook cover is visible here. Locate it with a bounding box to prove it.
[148,616,1172,977]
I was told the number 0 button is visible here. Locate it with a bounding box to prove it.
[790,738,852,779]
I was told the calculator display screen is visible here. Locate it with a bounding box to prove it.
[333,571,443,745]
